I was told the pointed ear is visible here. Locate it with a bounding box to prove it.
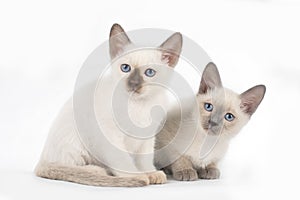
[109,23,131,59]
[159,32,182,67]
[198,62,222,94]
[240,85,266,116]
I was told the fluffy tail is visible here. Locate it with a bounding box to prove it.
[35,162,149,187]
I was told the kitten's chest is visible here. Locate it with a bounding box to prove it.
[128,101,152,126]
[186,133,229,167]
[127,98,166,129]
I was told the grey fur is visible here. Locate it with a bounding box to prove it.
[127,68,144,92]
[109,23,131,59]
[198,62,222,94]
[154,106,200,181]
[159,32,182,67]
[197,164,220,179]
[169,156,198,181]
[35,162,149,187]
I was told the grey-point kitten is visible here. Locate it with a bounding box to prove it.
[35,24,183,187]
[155,62,266,181]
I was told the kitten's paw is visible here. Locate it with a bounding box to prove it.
[173,168,198,181]
[197,167,220,179]
[135,175,150,186]
[147,171,167,184]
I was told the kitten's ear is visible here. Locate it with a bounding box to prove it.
[240,85,266,116]
[159,32,182,67]
[109,23,131,59]
[198,62,223,94]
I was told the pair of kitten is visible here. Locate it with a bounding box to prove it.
[35,24,266,187]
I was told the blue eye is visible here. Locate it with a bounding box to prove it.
[224,113,235,121]
[145,68,156,77]
[120,64,131,73]
[204,103,213,112]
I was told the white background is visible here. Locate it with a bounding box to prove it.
[1,0,300,199]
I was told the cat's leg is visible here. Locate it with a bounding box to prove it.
[134,140,167,184]
[169,156,198,181]
[136,154,167,185]
[146,170,167,184]
[35,162,149,187]
[101,141,152,184]
[197,162,220,179]
[97,128,150,181]
[102,152,149,180]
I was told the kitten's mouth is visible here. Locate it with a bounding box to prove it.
[208,129,219,135]
[202,122,209,131]
[203,125,221,135]
[128,87,143,95]
[202,119,223,135]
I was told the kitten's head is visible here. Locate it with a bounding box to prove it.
[197,62,266,138]
[109,24,182,98]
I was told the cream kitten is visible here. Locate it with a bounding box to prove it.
[155,62,266,181]
[35,24,183,187]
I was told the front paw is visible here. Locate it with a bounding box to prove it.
[147,171,167,184]
[197,167,220,179]
[173,168,198,181]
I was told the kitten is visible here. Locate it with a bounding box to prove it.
[155,62,266,181]
[35,24,183,187]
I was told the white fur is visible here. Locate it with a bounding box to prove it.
[35,24,184,186]
[37,48,172,177]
